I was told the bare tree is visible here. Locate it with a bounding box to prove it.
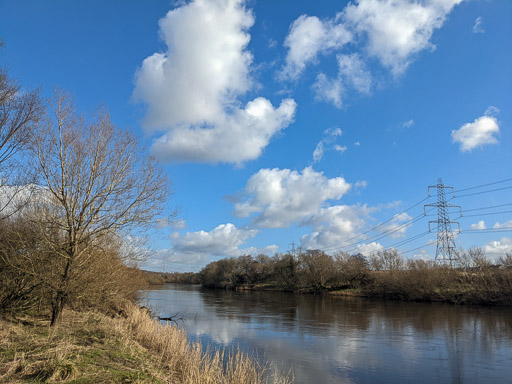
[0,41,43,218]
[32,90,171,325]
[372,249,404,272]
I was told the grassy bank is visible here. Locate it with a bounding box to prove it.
[0,304,292,384]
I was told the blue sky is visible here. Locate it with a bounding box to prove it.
[1,0,511,272]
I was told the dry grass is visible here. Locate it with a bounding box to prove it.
[0,304,293,384]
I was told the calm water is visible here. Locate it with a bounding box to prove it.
[143,284,512,384]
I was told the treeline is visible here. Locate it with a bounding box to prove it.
[197,249,512,305]
[0,42,169,325]
[142,270,200,285]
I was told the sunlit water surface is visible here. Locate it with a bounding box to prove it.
[143,284,512,384]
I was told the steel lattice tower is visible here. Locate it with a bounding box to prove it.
[424,178,461,266]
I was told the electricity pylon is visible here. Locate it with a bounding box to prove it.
[424,178,461,266]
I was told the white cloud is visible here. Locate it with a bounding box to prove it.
[282,0,462,109]
[355,180,367,189]
[334,145,347,153]
[470,220,486,230]
[234,167,351,228]
[150,98,297,164]
[313,128,347,161]
[281,14,352,80]
[357,241,384,256]
[325,127,343,137]
[484,105,500,117]
[452,113,500,152]
[301,204,374,250]
[410,249,432,261]
[484,237,512,255]
[133,0,296,164]
[312,73,344,108]
[313,53,371,108]
[473,16,484,34]
[382,212,412,239]
[282,0,462,79]
[493,220,512,230]
[171,219,187,230]
[171,223,256,256]
[343,0,462,75]
[402,119,415,128]
[354,141,361,147]
[242,244,280,257]
[149,223,279,271]
[0,184,52,218]
[337,53,372,94]
[313,141,324,162]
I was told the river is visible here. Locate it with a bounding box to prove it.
[143,284,512,384]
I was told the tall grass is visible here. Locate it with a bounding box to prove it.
[0,304,292,383]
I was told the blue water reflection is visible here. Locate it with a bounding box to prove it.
[143,284,512,384]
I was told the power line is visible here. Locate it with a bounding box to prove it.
[461,227,512,233]
[461,230,512,234]
[319,196,432,252]
[461,202,512,212]
[400,242,436,255]
[455,185,512,198]
[382,230,433,250]
[462,210,512,218]
[318,177,510,257]
[454,177,512,193]
[441,155,512,179]
[338,212,431,254]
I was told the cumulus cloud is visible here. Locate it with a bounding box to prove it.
[171,223,256,256]
[484,237,512,255]
[313,53,372,108]
[230,166,378,251]
[282,0,462,90]
[382,212,412,239]
[153,223,279,271]
[133,0,296,164]
[337,53,372,94]
[312,73,344,108]
[171,219,187,230]
[313,141,324,162]
[344,0,462,75]
[354,180,367,189]
[0,184,52,219]
[280,14,352,80]
[452,112,500,152]
[334,145,347,153]
[472,16,484,34]
[150,98,297,164]
[493,220,512,230]
[402,119,415,128]
[233,166,351,228]
[356,241,384,256]
[411,249,432,261]
[301,204,374,250]
[470,220,486,230]
[484,105,500,117]
[312,127,347,162]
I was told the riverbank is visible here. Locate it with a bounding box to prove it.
[231,270,512,306]
[190,251,512,307]
[0,303,292,383]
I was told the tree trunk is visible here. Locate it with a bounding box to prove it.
[50,292,65,326]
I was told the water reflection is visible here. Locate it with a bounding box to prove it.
[144,284,512,384]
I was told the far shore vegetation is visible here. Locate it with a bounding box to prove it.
[149,248,512,306]
[0,41,291,383]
